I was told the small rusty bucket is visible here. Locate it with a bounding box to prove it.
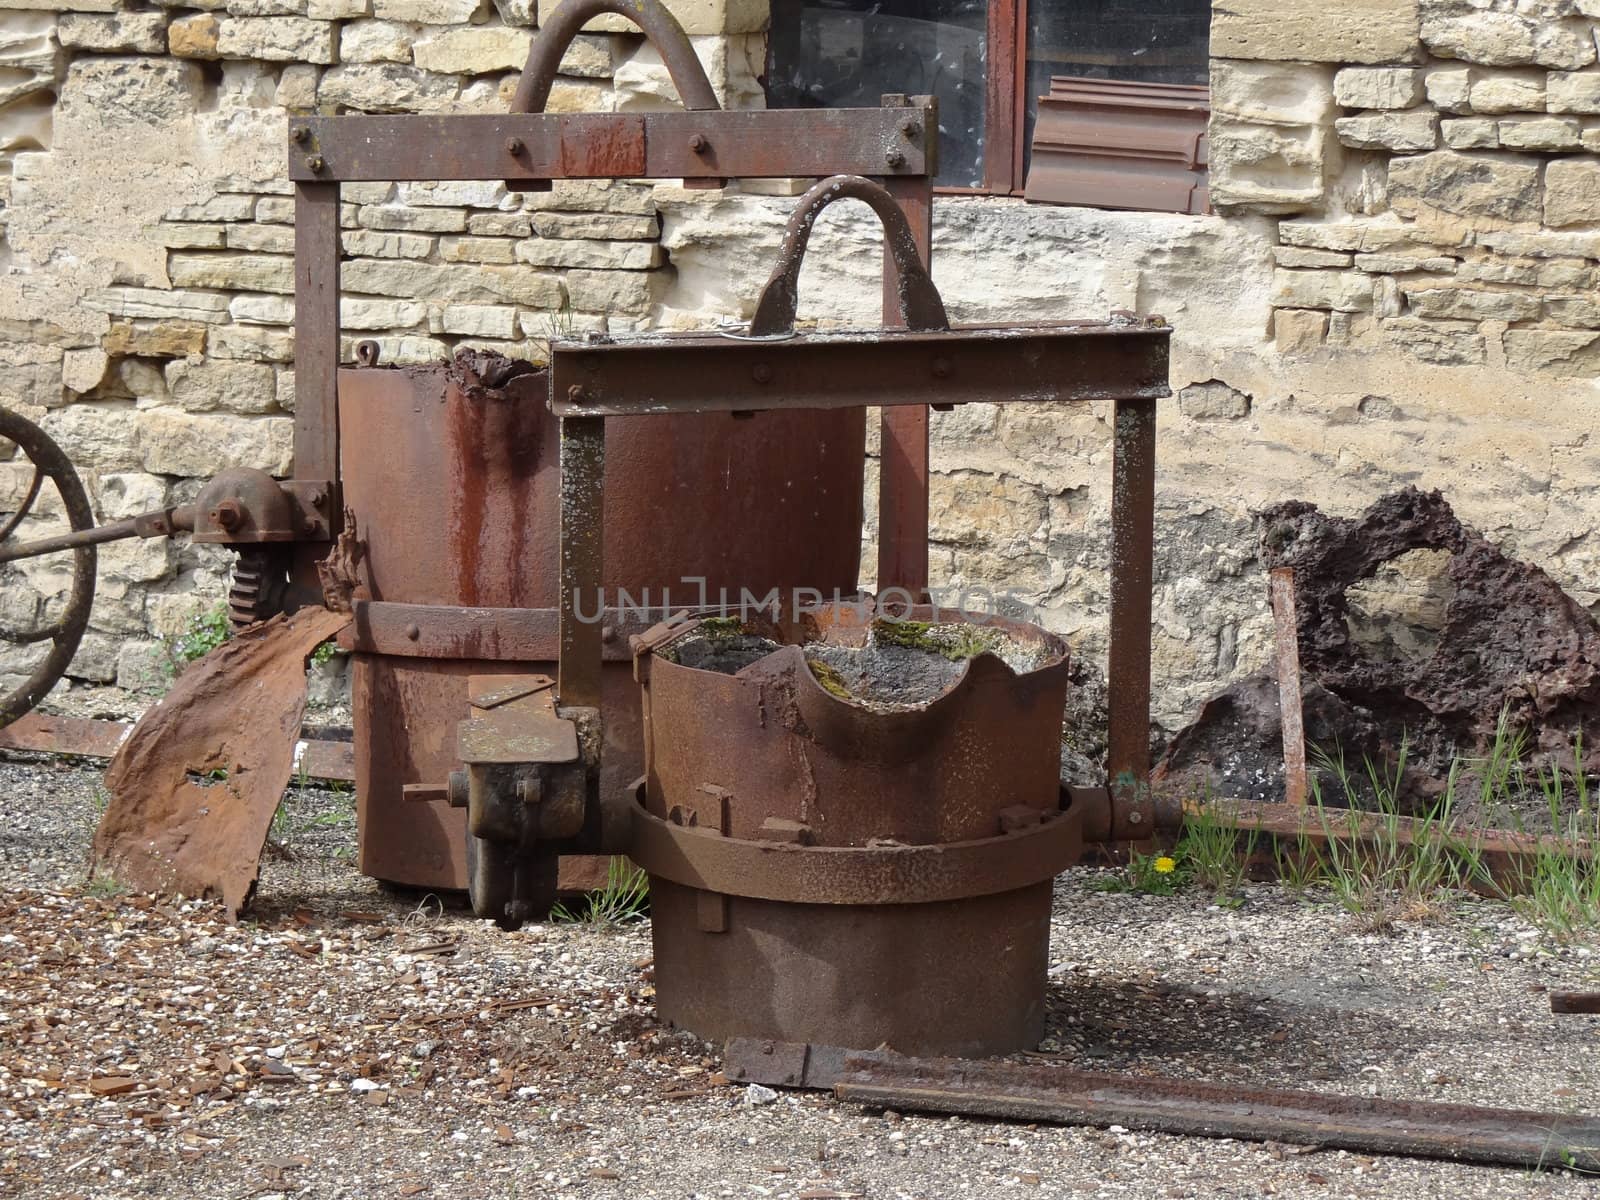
[630,603,1083,1058]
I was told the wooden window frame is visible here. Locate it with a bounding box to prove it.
[766,1,1206,199]
[922,0,1026,198]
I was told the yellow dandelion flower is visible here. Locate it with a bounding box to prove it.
[1152,856,1177,874]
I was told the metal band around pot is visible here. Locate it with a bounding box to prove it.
[628,800,1086,906]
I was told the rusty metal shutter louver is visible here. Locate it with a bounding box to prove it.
[1025,77,1210,215]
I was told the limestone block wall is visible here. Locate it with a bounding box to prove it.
[1214,0,1600,375]
[0,0,1596,737]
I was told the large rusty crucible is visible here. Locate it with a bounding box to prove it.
[338,352,866,895]
[629,606,1084,1058]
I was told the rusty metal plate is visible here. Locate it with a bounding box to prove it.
[288,109,929,183]
[458,676,578,766]
[339,358,868,889]
[91,607,350,917]
[469,676,552,709]
[550,322,1171,417]
[560,113,646,177]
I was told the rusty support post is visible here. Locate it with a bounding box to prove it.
[557,415,604,709]
[1107,396,1156,835]
[292,181,341,588]
[1270,566,1308,806]
[877,95,937,599]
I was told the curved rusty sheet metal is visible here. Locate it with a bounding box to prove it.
[92,607,350,917]
[509,0,719,115]
[748,175,949,337]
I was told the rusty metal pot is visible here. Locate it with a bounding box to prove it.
[630,605,1083,1058]
[339,354,866,890]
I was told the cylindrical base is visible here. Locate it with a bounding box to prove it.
[649,878,1055,1058]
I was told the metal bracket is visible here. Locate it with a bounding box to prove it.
[457,673,589,928]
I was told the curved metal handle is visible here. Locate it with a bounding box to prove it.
[749,175,949,338]
[510,0,720,114]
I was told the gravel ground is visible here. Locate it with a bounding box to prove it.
[2,752,1599,1200]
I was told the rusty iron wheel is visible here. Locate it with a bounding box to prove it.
[0,407,97,730]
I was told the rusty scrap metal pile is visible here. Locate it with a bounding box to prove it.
[0,0,1593,1174]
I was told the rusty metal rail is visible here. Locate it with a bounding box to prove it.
[0,712,355,783]
[722,1044,1600,1172]
[286,109,932,184]
[1197,797,1591,891]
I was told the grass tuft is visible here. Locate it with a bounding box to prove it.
[551,857,650,927]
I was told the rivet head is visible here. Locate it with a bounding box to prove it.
[305,155,324,173]
[404,624,420,641]
[689,134,708,153]
[900,119,920,138]
[885,148,906,168]
[290,126,309,144]
[505,137,524,155]
[752,364,773,384]
[567,384,587,403]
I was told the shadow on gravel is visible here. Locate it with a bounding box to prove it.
[1041,978,1429,1084]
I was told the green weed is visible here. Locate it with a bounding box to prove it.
[550,857,650,926]
[85,873,126,900]
[166,602,230,674]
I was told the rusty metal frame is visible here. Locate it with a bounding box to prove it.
[289,27,940,619]
[549,325,1170,417]
[549,308,1170,801]
[285,0,1163,821]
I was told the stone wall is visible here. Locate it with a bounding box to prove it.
[1,0,1597,736]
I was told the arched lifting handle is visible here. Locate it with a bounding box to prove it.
[510,0,720,114]
[749,175,949,338]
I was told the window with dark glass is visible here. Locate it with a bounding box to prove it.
[766,2,991,188]
[765,0,1211,197]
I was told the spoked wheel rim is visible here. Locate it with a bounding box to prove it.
[0,407,96,729]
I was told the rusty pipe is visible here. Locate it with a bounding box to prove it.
[748,175,949,338]
[509,0,719,115]
[0,505,195,565]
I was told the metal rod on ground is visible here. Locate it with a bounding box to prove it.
[829,1055,1600,1172]
[1192,797,1588,893]
[1551,991,1600,1014]
[0,712,356,783]
[1269,566,1308,807]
